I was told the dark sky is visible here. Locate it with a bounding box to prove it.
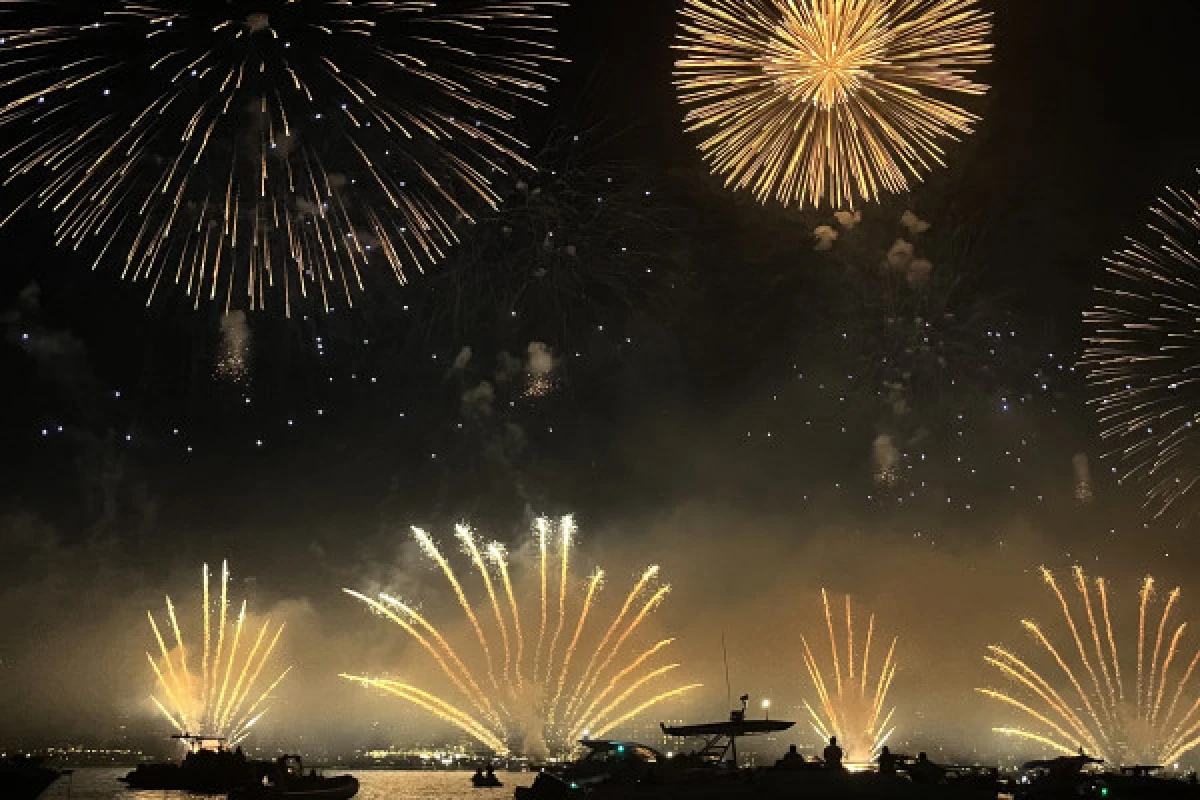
[3,0,1200,758]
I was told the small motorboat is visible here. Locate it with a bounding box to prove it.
[228,755,359,800]
[471,767,504,788]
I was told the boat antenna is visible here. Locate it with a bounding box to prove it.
[721,632,732,711]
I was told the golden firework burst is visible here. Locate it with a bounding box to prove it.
[673,0,992,209]
[344,517,699,758]
[146,561,290,744]
[801,590,898,762]
[980,567,1200,765]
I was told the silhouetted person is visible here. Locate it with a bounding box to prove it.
[823,737,844,770]
[876,746,898,776]
[485,764,496,782]
[909,751,945,784]
[472,766,484,783]
[776,745,805,770]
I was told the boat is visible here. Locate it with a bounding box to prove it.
[1011,754,1200,799]
[0,755,63,800]
[516,694,1000,799]
[227,755,359,800]
[472,766,504,787]
[120,734,270,792]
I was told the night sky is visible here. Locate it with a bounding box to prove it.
[4,0,1200,761]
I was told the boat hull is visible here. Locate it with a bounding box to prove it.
[516,769,999,800]
[0,768,61,800]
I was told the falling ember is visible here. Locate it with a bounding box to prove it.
[800,590,898,762]
[146,561,289,745]
[673,0,992,209]
[980,566,1200,765]
[1081,175,1200,525]
[214,312,251,384]
[344,516,699,758]
[0,1,564,315]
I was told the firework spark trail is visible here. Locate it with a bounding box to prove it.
[457,527,512,687]
[592,684,705,739]
[545,516,574,686]
[570,639,676,738]
[210,561,229,727]
[380,596,505,726]
[583,664,681,734]
[147,610,189,730]
[982,651,1092,747]
[202,563,211,728]
[562,566,661,724]
[1153,623,1188,727]
[1148,589,1181,716]
[347,518,696,757]
[801,592,897,761]
[1021,620,1109,741]
[533,517,550,685]
[0,1,565,314]
[1139,577,1154,719]
[1075,569,1118,711]
[822,589,844,696]
[981,567,1200,765]
[345,589,494,725]
[165,597,190,699]
[570,586,672,721]
[340,675,506,753]
[1082,180,1200,524]
[801,636,839,736]
[214,600,247,734]
[229,665,293,745]
[861,614,874,695]
[1164,650,1200,738]
[218,617,271,733]
[146,561,288,744]
[413,527,500,692]
[673,0,992,209]
[548,570,605,723]
[1040,568,1111,723]
[488,543,525,691]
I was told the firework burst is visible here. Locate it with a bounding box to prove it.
[146,561,290,745]
[1082,179,1200,525]
[980,566,1200,765]
[0,1,563,314]
[673,0,992,209]
[801,590,898,762]
[343,516,700,758]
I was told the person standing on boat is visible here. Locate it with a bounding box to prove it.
[876,746,898,776]
[822,737,844,770]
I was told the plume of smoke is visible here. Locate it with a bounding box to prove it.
[525,342,559,398]
[215,312,251,384]
[907,258,933,288]
[835,210,863,229]
[900,211,931,236]
[885,239,915,271]
[1073,453,1093,504]
[452,347,473,372]
[813,225,839,251]
[461,382,495,419]
[245,13,270,34]
[873,434,900,486]
[495,352,523,385]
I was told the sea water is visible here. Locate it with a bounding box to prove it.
[37,767,536,800]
